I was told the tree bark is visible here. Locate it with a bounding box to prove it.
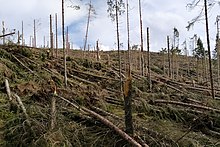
[151,99,220,114]
[50,14,54,57]
[167,36,171,78]
[22,21,24,46]
[138,0,144,76]
[83,0,92,53]
[55,13,58,58]
[62,0,67,88]
[115,0,123,93]
[2,21,5,44]
[147,27,151,90]
[33,19,36,48]
[0,32,15,38]
[204,0,215,99]
[5,79,12,101]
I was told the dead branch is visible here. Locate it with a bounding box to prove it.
[11,54,34,74]
[151,99,220,114]
[0,32,15,38]
[91,106,123,121]
[69,74,97,87]
[71,68,119,81]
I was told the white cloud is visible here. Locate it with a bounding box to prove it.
[0,0,219,52]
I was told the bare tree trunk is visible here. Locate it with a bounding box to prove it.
[34,19,36,48]
[96,40,100,61]
[196,58,199,82]
[138,0,144,76]
[17,31,20,45]
[83,0,92,53]
[127,0,131,76]
[171,50,174,80]
[167,36,171,78]
[115,0,123,93]
[162,51,165,75]
[66,26,69,55]
[5,79,12,101]
[22,21,24,46]
[147,27,151,90]
[204,0,215,99]
[62,0,67,88]
[50,14,54,58]
[2,21,5,45]
[124,0,133,137]
[55,13,58,58]
[176,53,179,80]
[43,36,46,48]
[0,32,15,38]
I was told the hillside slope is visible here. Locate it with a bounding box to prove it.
[0,45,220,146]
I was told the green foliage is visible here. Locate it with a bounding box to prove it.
[213,34,219,59]
[40,53,46,62]
[0,49,12,60]
[19,48,32,58]
[193,38,208,58]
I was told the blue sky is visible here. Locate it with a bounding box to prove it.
[0,0,219,53]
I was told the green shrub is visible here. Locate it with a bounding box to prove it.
[20,48,32,58]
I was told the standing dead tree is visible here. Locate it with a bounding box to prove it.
[187,0,215,99]
[22,21,24,46]
[50,14,54,57]
[107,0,125,92]
[96,40,100,61]
[55,13,58,58]
[204,0,214,98]
[160,48,167,75]
[138,0,144,76]
[124,0,133,136]
[215,15,220,87]
[147,27,151,90]
[83,0,96,53]
[62,0,67,87]
[167,36,171,78]
[2,21,5,44]
[33,19,36,47]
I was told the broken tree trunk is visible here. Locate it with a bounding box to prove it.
[5,79,12,101]
[151,99,220,114]
[0,32,15,38]
[124,75,134,136]
[11,54,34,74]
[56,95,144,147]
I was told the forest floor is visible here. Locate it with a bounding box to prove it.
[0,45,220,146]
